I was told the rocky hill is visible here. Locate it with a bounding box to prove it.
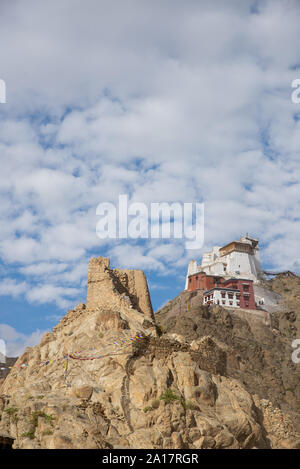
[156,274,300,444]
[0,259,299,449]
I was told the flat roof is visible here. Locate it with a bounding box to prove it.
[204,287,241,294]
[188,274,253,283]
[219,240,246,250]
[188,273,224,278]
[223,278,253,283]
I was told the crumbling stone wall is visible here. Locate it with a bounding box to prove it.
[113,268,154,320]
[86,257,154,320]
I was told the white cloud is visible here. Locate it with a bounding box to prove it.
[0,324,46,357]
[0,0,299,314]
[0,278,28,298]
[26,284,80,309]
[108,243,164,271]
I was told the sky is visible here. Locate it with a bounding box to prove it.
[1,0,300,356]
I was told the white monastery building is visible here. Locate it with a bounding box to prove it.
[185,234,264,290]
[203,287,241,308]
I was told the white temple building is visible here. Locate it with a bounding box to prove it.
[185,234,265,290]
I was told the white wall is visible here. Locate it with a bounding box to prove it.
[185,259,199,290]
[185,244,264,291]
[203,289,240,307]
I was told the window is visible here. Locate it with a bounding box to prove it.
[229,301,233,305]
[222,300,225,305]
[221,293,226,298]
[243,284,249,291]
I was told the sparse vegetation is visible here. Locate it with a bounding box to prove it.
[30,411,55,427]
[4,406,19,424]
[4,406,18,416]
[160,388,181,404]
[159,390,198,410]
[42,429,53,436]
[22,410,56,440]
[143,406,153,413]
[21,431,35,440]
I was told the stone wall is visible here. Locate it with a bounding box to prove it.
[113,268,154,319]
[86,257,154,320]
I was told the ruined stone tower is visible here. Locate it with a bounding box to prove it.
[86,257,154,321]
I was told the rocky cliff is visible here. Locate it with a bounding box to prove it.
[0,259,299,449]
[156,274,300,447]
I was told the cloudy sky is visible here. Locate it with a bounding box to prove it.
[1,0,300,356]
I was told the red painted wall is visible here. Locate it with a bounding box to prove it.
[187,273,256,310]
[222,278,256,309]
[187,273,224,292]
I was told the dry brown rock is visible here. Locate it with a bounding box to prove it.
[0,258,299,449]
[72,386,94,400]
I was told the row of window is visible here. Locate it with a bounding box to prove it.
[204,298,249,307]
[219,300,240,306]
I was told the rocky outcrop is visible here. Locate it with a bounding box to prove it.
[0,258,299,449]
[156,276,300,440]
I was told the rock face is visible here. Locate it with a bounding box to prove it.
[0,258,299,449]
[156,276,300,446]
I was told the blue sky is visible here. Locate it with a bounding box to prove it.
[1,0,300,356]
